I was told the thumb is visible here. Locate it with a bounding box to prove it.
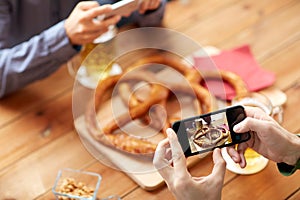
[208,148,226,183]
[233,117,267,134]
[166,128,186,170]
[77,1,99,10]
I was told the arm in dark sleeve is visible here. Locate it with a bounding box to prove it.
[0,21,78,98]
[277,134,300,176]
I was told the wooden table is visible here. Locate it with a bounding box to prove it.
[0,0,299,199]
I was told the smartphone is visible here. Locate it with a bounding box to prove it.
[172,105,251,157]
[104,0,140,19]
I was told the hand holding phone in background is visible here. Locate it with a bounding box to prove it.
[64,0,163,45]
[64,1,121,45]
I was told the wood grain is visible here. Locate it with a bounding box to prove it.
[0,0,299,199]
[0,66,73,127]
[0,91,74,170]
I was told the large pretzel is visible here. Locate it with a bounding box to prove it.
[85,53,248,155]
[85,71,169,154]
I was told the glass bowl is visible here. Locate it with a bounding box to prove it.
[52,168,101,200]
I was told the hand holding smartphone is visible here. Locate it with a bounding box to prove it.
[172,105,251,157]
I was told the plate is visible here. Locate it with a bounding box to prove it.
[221,148,269,175]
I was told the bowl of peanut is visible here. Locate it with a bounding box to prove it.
[52,168,101,200]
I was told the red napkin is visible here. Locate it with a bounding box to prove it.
[193,45,275,100]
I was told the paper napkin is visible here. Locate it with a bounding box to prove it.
[193,45,275,100]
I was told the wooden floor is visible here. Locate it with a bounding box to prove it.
[0,0,299,199]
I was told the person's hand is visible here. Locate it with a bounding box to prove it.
[64,1,121,45]
[138,0,161,14]
[153,128,226,200]
[228,106,300,168]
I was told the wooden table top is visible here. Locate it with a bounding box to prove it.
[0,0,299,199]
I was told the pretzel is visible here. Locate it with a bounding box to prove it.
[201,70,248,98]
[93,71,169,134]
[128,54,202,83]
[85,53,248,155]
[118,81,169,131]
[124,54,211,123]
[192,119,230,148]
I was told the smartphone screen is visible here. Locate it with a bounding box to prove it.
[172,105,250,157]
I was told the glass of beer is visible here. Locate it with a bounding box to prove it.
[68,25,117,89]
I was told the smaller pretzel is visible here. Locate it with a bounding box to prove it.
[118,82,169,132]
[201,70,248,98]
[86,70,169,154]
[97,71,169,134]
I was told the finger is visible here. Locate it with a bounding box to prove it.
[243,106,271,120]
[74,29,109,44]
[226,146,241,163]
[236,143,248,168]
[101,15,122,27]
[149,0,160,10]
[153,138,170,169]
[84,5,113,20]
[208,148,226,183]
[147,0,155,9]
[122,11,132,17]
[153,138,173,180]
[86,15,120,33]
[139,1,150,14]
[233,117,270,134]
[77,1,100,11]
[166,128,186,170]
